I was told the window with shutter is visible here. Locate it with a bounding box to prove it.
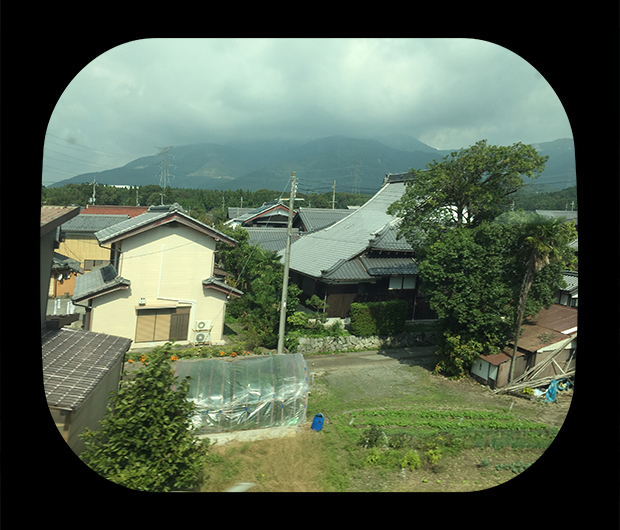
[135,306,190,343]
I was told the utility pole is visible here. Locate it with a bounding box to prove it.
[277,172,297,354]
[332,180,336,209]
[352,159,361,194]
[89,177,98,205]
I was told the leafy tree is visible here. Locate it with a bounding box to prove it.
[507,213,577,381]
[215,225,300,349]
[79,344,207,492]
[419,214,575,378]
[387,140,548,255]
[418,222,518,353]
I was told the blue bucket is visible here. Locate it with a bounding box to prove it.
[311,413,324,432]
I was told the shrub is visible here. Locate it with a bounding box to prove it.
[359,425,384,448]
[433,333,488,379]
[349,300,408,337]
[400,450,421,471]
[80,343,208,492]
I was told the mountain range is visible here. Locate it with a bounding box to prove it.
[49,135,575,194]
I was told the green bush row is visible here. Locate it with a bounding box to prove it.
[349,299,408,337]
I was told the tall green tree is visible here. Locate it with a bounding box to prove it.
[418,222,519,355]
[507,214,577,382]
[387,140,548,255]
[215,225,300,349]
[417,213,575,379]
[79,344,207,492]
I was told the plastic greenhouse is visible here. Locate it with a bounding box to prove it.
[174,353,309,435]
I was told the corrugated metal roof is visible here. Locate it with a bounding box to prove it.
[511,304,577,353]
[41,206,81,236]
[284,177,412,279]
[42,327,131,411]
[61,214,129,233]
[81,205,149,218]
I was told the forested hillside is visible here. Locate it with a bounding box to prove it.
[40,183,372,225]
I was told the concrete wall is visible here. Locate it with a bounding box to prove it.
[89,223,229,346]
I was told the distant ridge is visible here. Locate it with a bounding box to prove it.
[49,136,575,193]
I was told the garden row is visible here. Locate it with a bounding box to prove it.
[339,407,559,475]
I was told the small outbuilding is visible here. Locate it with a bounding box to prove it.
[471,304,577,389]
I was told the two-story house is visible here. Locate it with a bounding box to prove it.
[72,203,242,348]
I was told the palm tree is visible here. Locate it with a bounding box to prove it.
[508,214,575,383]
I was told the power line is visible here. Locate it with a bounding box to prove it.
[44,132,136,158]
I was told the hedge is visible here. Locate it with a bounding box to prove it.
[349,299,408,337]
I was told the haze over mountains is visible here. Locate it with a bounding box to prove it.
[49,135,575,194]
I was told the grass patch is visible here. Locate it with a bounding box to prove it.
[199,425,328,492]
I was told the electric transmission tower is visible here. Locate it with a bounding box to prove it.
[156,146,175,188]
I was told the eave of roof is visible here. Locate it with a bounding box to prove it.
[95,207,237,247]
[202,277,244,298]
[72,264,131,302]
[41,206,81,237]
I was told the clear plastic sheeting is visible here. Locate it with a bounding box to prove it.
[174,353,309,435]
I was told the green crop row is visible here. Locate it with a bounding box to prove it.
[363,418,545,431]
[363,409,520,421]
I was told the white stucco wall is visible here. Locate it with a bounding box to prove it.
[90,222,229,346]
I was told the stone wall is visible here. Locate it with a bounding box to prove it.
[295,331,437,355]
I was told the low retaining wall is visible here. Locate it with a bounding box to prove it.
[296,331,437,355]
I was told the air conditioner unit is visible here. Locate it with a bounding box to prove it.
[193,330,210,344]
[195,320,211,331]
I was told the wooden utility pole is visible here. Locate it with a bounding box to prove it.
[277,173,297,354]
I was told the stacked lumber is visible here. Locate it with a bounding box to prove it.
[494,337,576,395]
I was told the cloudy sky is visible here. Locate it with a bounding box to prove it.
[43,38,572,186]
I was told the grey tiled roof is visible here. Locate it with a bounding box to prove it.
[42,327,131,411]
[560,270,578,292]
[72,264,130,302]
[295,208,352,232]
[323,258,372,281]
[202,277,244,297]
[245,227,301,252]
[283,176,413,280]
[368,221,413,251]
[61,214,129,233]
[94,203,236,245]
[52,252,82,273]
[360,256,418,276]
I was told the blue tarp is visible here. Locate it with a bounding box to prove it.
[545,379,559,402]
